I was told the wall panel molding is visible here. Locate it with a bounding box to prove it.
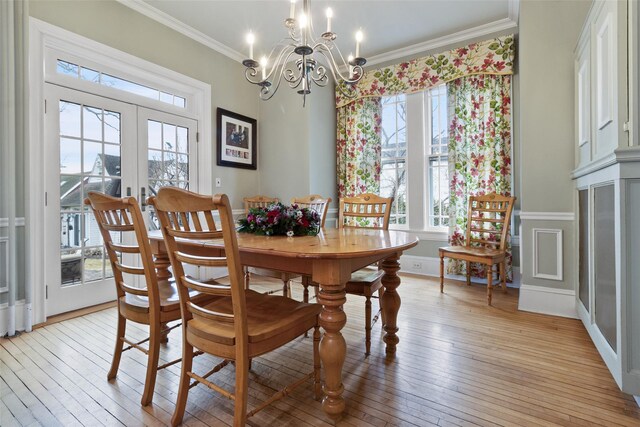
[519,211,575,221]
[0,237,7,293]
[532,228,564,281]
[0,217,26,227]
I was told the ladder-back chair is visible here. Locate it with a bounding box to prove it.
[243,195,279,213]
[149,187,322,427]
[439,193,516,305]
[339,193,393,355]
[246,194,332,302]
[84,192,215,406]
[241,195,289,294]
[292,194,332,228]
[293,195,332,304]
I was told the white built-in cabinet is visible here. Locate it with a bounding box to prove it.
[572,0,640,396]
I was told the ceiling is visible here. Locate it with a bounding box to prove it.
[126,0,517,65]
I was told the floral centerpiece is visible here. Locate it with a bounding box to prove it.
[237,203,321,237]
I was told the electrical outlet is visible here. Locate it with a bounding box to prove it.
[215,177,222,188]
[412,261,422,270]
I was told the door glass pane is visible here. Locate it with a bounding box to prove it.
[83,106,103,141]
[59,100,121,287]
[83,247,104,282]
[59,101,81,137]
[60,138,81,174]
[104,110,121,143]
[146,119,191,230]
[83,141,102,174]
[103,144,121,177]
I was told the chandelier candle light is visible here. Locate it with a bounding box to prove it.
[242,0,367,106]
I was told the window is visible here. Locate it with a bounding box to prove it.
[379,85,450,231]
[425,85,449,227]
[56,60,187,108]
[380,94,407,225]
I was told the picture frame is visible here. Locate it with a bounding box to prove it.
[216,108,257,170]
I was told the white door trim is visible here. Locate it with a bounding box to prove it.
[28,18,212,325]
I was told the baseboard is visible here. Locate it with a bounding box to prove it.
[518,284,578,319]
[399,254,521,288]
[0,300,26,336]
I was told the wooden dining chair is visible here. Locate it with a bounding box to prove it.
[243,194,279,213]
[149,187,321,427]
[439,193,516,305]
[339,193,393,356]
[292,194,332,228]
[243,194,332,302]
[84,192,216,406]
[241,195,288,294]
[292,195,332,303]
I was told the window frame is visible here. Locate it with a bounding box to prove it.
[381,87,449,240]
[380,94,408,226]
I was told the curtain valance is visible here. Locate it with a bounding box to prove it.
[336,35,515,108]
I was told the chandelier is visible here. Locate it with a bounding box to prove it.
[242,0,367,106]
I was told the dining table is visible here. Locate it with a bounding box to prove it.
[148,226,419,421]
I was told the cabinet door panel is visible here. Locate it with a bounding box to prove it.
[594,184,616,352]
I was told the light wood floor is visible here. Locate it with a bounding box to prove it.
[2,275,640,427]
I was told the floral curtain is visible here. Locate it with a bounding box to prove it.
[336,36,514,108]
[447,74,513,279]
[336,97,382,198]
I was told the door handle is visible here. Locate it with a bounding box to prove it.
[140,187,147,211]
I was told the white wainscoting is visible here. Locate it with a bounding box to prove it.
[518,284,578,319]
[399,254,521,288]
[532,228,564,281]
[0,237,7,294]
[0,300,27,336]
[0,217,26,295]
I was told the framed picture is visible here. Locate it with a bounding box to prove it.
[216,108,257,170]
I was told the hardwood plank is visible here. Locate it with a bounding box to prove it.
[2,275,640,426]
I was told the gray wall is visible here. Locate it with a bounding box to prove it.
[29,0,260,209]
[257,76,337,208]
[518,0,592,289]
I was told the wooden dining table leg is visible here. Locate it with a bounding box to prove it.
[315,260,348,422]
[380,253,401,355]
[150,239,173,280]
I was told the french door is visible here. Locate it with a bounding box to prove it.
[44,84,197,316]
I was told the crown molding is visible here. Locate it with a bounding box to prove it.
[117,0,519,69]
[116,0,245,63]
[364,16,518,68]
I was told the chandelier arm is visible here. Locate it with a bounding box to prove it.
[309,65,328,87]
[281,50,303,88]
[244,66,261,85]
[265,44,297,82]
[316,47,360,84]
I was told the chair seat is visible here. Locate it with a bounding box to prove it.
[439,245,506,263]
[188,289,321,347]
[345,267,384,296]
[121,279,218,314]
